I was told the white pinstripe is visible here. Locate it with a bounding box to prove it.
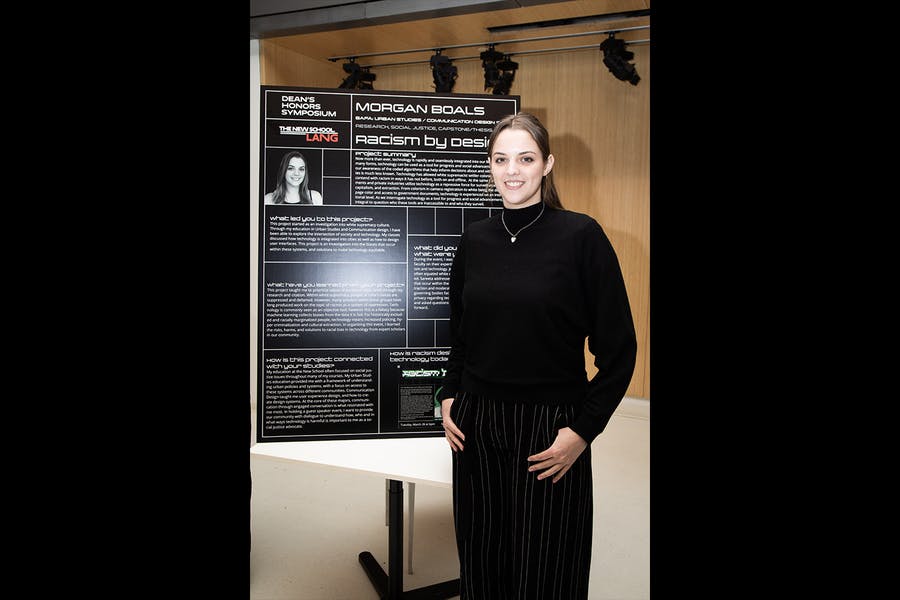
[451,394,592,599]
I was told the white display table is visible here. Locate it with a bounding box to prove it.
[251,436,458,599]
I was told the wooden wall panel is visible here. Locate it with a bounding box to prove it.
[259,41,344,88]
[259,41,650,399]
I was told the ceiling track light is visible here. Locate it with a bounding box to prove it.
[480,44,504,91]
[491,54,518,95]
[599,33,640,85]
[430,50,458,93]
[481,44,519,95]
[338,58,377,89]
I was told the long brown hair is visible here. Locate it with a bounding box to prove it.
[487,112,563,209]
[270,151,315,204]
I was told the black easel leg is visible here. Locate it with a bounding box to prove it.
[359,479,404,599]
[388,479,404,598]
[358,478,459,599]
[359,550,389,597]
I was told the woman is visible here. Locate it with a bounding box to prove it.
[264,151,323,205]
[439,112,637,599]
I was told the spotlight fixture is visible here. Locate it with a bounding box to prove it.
[480,45,504,91]
[430,51,457,93]
[338,59,360,88]
[338,59,376,89]
[599,34,640,85]
[491,54,518,95]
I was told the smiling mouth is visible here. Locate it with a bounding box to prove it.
[504,181,524,189]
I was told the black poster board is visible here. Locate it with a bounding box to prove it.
[257,86,519,442]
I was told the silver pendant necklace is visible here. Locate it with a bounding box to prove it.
[501,203,545,243]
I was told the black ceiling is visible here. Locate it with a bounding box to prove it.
[250,0,570,39]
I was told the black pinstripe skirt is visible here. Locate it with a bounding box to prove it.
[450,391,593,600]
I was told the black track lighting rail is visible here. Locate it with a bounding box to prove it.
[327,25,649,63]
[355,38,648,70]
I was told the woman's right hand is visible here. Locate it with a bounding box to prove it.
[441,397,466,452]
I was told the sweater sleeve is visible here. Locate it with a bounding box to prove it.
[569,220,638,444]
[439,231,467,401]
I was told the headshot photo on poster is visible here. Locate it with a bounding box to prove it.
[264,149,324,205]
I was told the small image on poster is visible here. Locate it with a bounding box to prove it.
[379,349,450,433]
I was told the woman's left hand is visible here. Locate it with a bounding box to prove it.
[527,427,588,483]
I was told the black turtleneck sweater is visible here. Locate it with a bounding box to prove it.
[440,202,638,443]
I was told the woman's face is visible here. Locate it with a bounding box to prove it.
[284,156,308,186]
[489,128,554,209]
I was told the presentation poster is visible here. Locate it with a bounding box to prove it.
[257,86,519,442]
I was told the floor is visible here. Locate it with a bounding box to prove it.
[249,400,649,600]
